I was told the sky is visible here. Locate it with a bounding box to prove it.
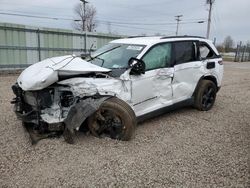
[0,0,249,45]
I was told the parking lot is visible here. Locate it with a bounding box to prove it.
[0,62,249,187]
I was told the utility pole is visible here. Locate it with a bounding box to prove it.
[206,0,215,39]
[175,15,183,36]
[80,0,88,53]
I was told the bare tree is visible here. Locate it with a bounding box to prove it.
[223,35,234,52]
[73,3,97,32]
[216,44,224,53]
[246,40,250,47]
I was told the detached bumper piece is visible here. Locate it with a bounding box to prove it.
[23,123,61,145]
[63,97,108,144]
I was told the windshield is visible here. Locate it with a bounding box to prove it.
[88,43,145,69]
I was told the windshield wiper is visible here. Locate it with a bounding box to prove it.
[87,50,105,66]
[88,45,121,67]
[95,45,121,58]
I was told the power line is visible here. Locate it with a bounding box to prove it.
[0,12,75,21]
[98,20,177,26]
[0,12,175,35]
[0,11,205,36]
[97,16,206,22]
[0,2,72,11]
[0,12,206,26]
[98,22,175,33]
[0,1,206,21]
[0,9,75,18]
[98,19,205,26]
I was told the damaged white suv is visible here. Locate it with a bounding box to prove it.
[12,36,223,144]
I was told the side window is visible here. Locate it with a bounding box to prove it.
[142,43,172,71]
[199,43,216,59]
[174,41,196,64]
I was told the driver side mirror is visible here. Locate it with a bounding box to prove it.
[128,57,145,75]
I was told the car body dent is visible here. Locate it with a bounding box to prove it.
[131,67,174,117]
[172,60,206,101]
[58,77,131,101]
[41,95,108,131]
[17,55,111,91]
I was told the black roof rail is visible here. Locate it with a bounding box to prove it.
[127,35,148,38]
[127,35,164,38]
[160,35,205,39]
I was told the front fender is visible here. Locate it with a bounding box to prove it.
[64,97,109,132]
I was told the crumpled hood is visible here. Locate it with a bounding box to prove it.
[17,55,111,91]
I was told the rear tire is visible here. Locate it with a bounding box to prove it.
[194,80,217,111]
[88,97,136,141]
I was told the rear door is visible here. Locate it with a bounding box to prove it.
[172,40,204,102]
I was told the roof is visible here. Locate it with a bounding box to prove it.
[111,36,210,46]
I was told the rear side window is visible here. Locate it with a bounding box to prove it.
[173,41,196,64]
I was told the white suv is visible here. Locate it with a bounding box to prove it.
[12,36,224,144]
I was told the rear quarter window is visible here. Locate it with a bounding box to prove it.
[199,42,218,59]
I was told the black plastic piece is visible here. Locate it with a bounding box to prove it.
[137,98,194,123]
[161,35,205,40]
[128,57,145,75]
[207,62,215,69]
[127,35,148,38]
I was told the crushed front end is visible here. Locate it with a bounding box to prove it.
[10,55,129,144]
[11,83,106,144]
[11,83,74,143]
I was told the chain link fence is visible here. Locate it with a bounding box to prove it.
[234,42,250,62]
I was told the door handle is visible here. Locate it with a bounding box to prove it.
[157,69,174,78]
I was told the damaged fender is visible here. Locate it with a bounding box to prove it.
[64,97,108,131]
[63,97,109,143]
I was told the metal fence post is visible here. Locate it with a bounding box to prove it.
[241,45,246,62]
[247,44,250,61]
[238,41,242,62]
[234,44,239,62]
[37,29,41,61]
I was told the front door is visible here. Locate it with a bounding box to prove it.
[131,42,174,116]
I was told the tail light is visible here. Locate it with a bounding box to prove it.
[218,61,223,65]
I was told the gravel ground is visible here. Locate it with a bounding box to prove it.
[0,62,249,187]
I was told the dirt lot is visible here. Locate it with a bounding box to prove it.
[0,62,249,187]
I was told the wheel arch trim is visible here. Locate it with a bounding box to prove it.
[192,75,219,97]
